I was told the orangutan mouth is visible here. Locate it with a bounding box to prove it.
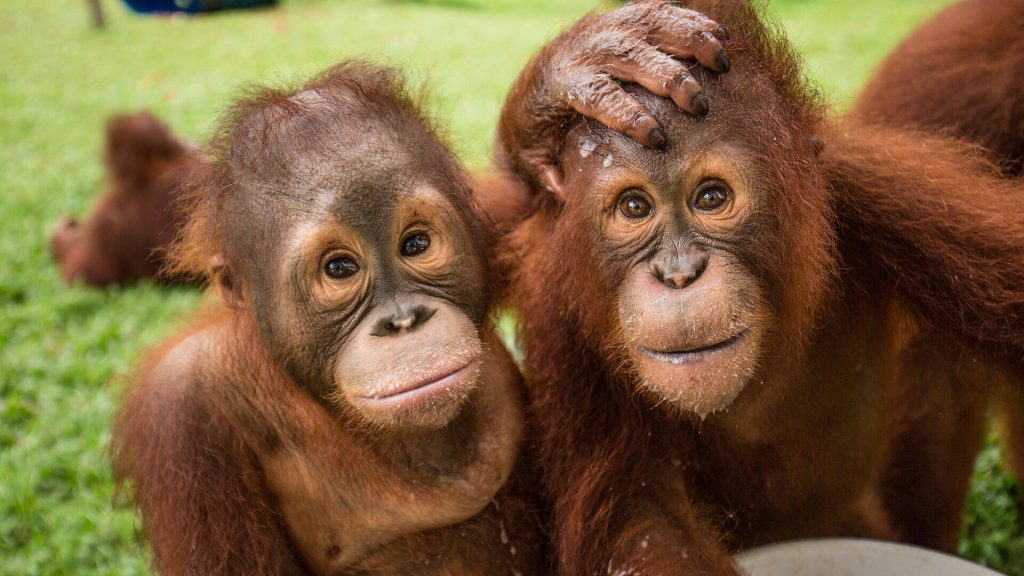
[637,329,748,365]
[359,360,478,403]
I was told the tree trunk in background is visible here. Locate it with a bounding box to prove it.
[87,0,105,28]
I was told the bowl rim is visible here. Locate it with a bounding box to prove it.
[735,538,1005,576]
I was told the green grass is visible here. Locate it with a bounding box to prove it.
[1,0,1021,574]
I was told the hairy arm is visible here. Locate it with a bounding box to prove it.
[549,439,737,576]
[824,120,1024,363]
[533,356,737,574]
[111,332,307,575]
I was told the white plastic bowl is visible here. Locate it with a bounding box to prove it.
[736,539,1005,576]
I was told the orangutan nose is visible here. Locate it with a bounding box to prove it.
[372,302,437,336]
[653,244,708,289]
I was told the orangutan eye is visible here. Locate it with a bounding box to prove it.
[618,192,653,219]
[400,233,431,257]
[694,182,732,213]
[324,257,359,279]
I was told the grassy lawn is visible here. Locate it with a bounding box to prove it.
[1,0,1021,574]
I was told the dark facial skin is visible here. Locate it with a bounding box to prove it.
[559,114,770,418]
[217,104,489,430]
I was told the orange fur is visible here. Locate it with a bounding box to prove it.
[112,63,544,575]
[494,1,1024,573]
[854,0,1024,175]
[49,111,199,286]
[853,0,1024,483]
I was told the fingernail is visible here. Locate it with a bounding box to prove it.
[673,71,692,88]
[716,51,731,73]
[691,92,709,117]
[648,126,668,150]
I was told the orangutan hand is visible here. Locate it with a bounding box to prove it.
[497,1,730,189]
[49,215,81,262]
[545,0,729,145]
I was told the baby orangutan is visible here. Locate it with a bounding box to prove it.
[112,63,543,575]
[495,0,1024,574]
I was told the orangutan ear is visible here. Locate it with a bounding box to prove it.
[470,165,566,229]
[538,163,567,202]
[207,253,244,309]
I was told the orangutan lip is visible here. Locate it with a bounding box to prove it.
[359,361,475,401]
[637,330,748,365]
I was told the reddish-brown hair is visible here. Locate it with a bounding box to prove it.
[169,62,488,285]
[500,1,1024,573]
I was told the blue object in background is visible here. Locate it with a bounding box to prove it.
[123,0,278,14]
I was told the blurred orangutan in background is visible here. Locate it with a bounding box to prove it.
[49,111,200,286]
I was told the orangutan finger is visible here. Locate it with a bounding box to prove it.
[606,44,708,116]
[647,12,731,73]
[565,73,667,149]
